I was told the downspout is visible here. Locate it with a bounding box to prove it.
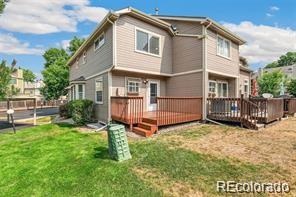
[202,21,212,121]
[106,17,116,122]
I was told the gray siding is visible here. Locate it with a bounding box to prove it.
[166,72,203,97]
[111,71,167,111]
[69,24,113,81]
[116,15,173,74]
[207,28,240,76]
[84,72,109,123]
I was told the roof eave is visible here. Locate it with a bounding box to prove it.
[67,11,119,66]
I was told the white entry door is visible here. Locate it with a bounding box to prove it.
[147,80,160,111]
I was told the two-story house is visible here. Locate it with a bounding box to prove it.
[67,7,250,135]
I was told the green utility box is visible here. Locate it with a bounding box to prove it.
[107,124,132,161]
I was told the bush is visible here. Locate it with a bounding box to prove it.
[287,79,296,97]
[68,99,94,126]
[59,103,71,118]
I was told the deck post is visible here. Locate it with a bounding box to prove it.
[240,94,244,128]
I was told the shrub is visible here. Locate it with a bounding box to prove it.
[287,79,296,97]
[68,99,94,126]
[59,103,71,118]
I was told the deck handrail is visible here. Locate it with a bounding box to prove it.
[111,96,143,130]
[157,97,202,126]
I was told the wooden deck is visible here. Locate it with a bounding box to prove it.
[111,96,203,137]
[207,96,289,130]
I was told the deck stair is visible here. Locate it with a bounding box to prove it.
[132,118,158,137]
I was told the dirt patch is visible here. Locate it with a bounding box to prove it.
[158,119,296,194]
[132,167,204,197]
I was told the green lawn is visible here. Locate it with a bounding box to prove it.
[0,124,283,196]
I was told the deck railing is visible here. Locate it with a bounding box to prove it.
[250,98,283,123]
[157,97,203,126]
[207,98,241,121]
[111,96,143,130]
[284,98,296,115]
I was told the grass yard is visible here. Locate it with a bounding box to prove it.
[0,119,295,196]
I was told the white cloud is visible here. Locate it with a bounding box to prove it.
[0,0,108,34]
[61,40,71,50]
[223,21,296,64]
[270,6,280,11]
[266,13,273,17]
[0,33,43,55]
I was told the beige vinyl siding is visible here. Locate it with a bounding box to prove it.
[69,24,113,81]
[111,71,166,111]
[172,36,203,73]
[207,28,240,76]
[116,15,173,74]
[166,72,203,97]
[84,72,109,123]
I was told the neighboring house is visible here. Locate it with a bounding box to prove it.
[67,7,250,126]
[24,79,44,99]
[10,68,24,94]
[263,64,296,79]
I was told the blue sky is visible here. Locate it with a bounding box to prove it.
[0,0,296,79]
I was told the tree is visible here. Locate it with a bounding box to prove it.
[0,0,9,14]
[43,48,69,68]
[23,69,36,83]
[68,36,85,56]
[287,79,296,97]
[265,52,296,68]
[258,70,286,96]
[0,60,11,100]
[41,64,69,100]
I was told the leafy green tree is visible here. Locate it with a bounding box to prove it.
[0,60,11,100]
[258,70,286,96]
[265,61,278,68]
[41,64,69,100]
[43,48,69,68]
[287,79,296,97]
[265,52,296,68]
[23,69,36,83]
[0,0,9,14]
[68,36,85,56]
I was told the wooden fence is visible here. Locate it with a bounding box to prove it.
[284,98,296,115]
[0,100,65,111]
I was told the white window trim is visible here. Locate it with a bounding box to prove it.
[244,79,249,97]
[94,32,105,52]
[208,80,217,94]
[75,84,85,100]
[216,35,231,60]
[125,77,141,95]
[147,79,160,111]
[134,26,162,58]
[217,81,229,98]
[82,51,87,64]
[95,77,103,104]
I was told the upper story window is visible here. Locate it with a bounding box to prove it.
[126,78,140,94]
[136,28,160,56]
[217,36,230,58]
[10,78,17,85]
[82,51,87,64]
[94,33,105,51]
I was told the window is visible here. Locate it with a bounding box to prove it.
[127,78,140,94]
[82,51,87,64]
[244,80,249,98]
[136,28,160,56]
[209,81,216,94]
[217,36,230,58]
[95,78,103,103]
[10,78,17,85]
[94,33,105,51]
[217,82,228,98]
[77,84,84,100]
